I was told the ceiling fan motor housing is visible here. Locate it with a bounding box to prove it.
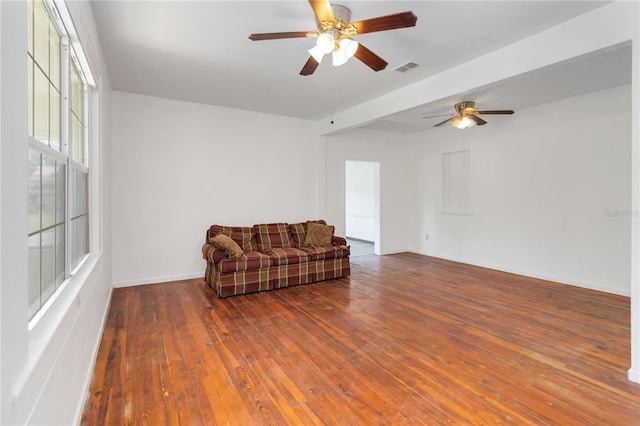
[331,4,352,28]
[455,101,477,114]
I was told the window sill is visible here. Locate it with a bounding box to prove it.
[14,252,102,400]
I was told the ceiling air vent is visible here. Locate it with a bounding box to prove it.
[392,61,419,73]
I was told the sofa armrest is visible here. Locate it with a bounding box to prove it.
[332,236,347,246]
[202,243,227,263]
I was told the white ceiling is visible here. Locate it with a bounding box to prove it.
[90,0,630,131]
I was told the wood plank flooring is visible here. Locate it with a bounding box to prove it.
[81,253,640,425]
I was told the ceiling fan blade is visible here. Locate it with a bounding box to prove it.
[475,110,515,115]
[300,56,320,76]
[249,31,313,41]
[352,11,418,35]
[434,117,455,127]
[423,114,454,119]
[470,115,487,126]
[308,0,335,23]
[354,43,388,71]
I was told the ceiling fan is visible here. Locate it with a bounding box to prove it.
[248,0,417,76]
[425,102,515,129]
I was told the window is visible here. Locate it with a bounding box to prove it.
[442,150,472,214]
[69,58,89,272]
[27,0,93,319]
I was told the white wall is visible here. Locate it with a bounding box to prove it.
[408,85,631,296]
[111,91,319,287]
[324,129,410,254]
[345,160,376,241]
[0,1,113,425]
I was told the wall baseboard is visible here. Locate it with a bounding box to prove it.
[72,285,113,426]
[408,250,630,297]
[346,237,374,244]
[113,272,204,288]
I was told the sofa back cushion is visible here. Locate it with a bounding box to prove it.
[208,225,258,252]
[253,223,293,251]
[289,220,327,248]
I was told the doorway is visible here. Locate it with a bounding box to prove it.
[345,160,380,256]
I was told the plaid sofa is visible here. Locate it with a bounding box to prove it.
[202,221,350,297]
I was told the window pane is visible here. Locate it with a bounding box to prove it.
[56,161,65,223]
[28,233,41,319]
[70,217,78,269]
[82,214,89,257]
[70,62,80,116]
[49,20,60,90]
[41,154,55,229]
[55,224,65,289]
[70,168,87,216]
[70,167,77,217]
[82,172,88,214]
[50,87,60,151]
[71,117,82,163]
[78,120,85,163]
[28,149,41,233]
[70,215,89,271]
[33,0,49,75]
[69,168,89,272]
[28,56,34,137]
[34,65,49,144]
[77,84,84,121]
[41,227,55,302]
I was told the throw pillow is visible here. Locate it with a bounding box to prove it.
[303,222,334,246]
[210,234,244,259]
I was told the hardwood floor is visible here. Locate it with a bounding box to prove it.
[81,253,640,425]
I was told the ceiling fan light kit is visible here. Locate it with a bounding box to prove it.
[316,32,336,54]
[248,0,418,76]
[427,101,515,129]
[308,45,325,63]
[452,115,475,129]
[332,38,359,66]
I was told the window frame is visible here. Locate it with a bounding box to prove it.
[27,0,94,324]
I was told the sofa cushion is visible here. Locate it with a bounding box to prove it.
[303,245,350,261]
[218,251,273,273]
[289,220,327,248]
[289,223,306,248]
[209,225,258,252]
[266,247,309,266]
[209,234,244,259]
[303,222,335,246]
[253,223,293,251]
